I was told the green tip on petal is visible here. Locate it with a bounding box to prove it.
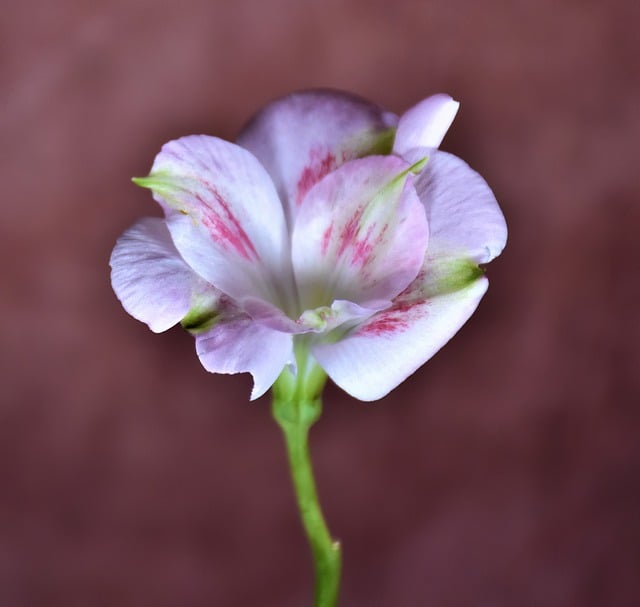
[374,156,428,203]
[387,156,428,190]
[408,156,429,174]
[424,257,485,298]
[131,175,157,189]
[131,172,179,198]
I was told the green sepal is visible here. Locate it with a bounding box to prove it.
[272,338,328,407]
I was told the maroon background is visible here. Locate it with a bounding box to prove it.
[1,1,639,605]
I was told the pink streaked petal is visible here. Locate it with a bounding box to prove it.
[312,274,489,401]
[416,151,508,263]
[136,135,294,307]
[292,156,428,310]
[110,217,218,333]
[237,90,398,224]
[195,315,294,400]
[392,94,459,157]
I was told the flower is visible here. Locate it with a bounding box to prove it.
[110,91,507,401]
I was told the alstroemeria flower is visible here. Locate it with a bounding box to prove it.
[110,91,507,400]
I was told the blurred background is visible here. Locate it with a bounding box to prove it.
[1,0,638,605]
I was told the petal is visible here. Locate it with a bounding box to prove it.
[392,94,459,156]
[312,259,489,401]
[135,135,295,309]
[415,151,508,263]
[292,156,429,310]
[242,297,305,334]
[237,90,398,224]
[195,314,294,400]
[242,297,386,335]
[110,217,217,333]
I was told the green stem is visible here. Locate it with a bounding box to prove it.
[272,347,341,607]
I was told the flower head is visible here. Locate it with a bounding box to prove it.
[110,91,507,400]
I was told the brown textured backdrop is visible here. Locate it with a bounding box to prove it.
[1,0,639,605]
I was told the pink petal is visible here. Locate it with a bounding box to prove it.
[110,217,218,333]
[135,135,295,308]
[292,156,429,310]
[237,90,398,224]
[392,94,459,157]
[312,260,489,401]
[416,151,508,263]
[195,314,294,400]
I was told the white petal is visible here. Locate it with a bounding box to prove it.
[136,135,295,309]
[237,90,398,224]
[195,316,294,400]
[392,94,459,156]
[110,217,215,333]
[312,272,489,401]
[416,151,508,263]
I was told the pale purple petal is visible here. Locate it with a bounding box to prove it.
[292,156,428,310]
[195,314,294,400]
[392,94,459,157]
[110,217,217,333]
[416,151,508,263]
[237,90,398,224]
[312,262,489,401]
[135,135,295,309]
[242,297,305,334]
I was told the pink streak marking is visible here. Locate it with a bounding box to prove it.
[321,224,333,256]
[337,215,358,258]
[197,187,259,262]
[296,150,338,206]
[348,218,389,268]
[360,269,428,336]
[352,238,373,265]
[358,299,426,336]
[351,222,383,267]
[336,203,367,259]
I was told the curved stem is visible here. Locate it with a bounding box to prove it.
[272,348,341,607]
